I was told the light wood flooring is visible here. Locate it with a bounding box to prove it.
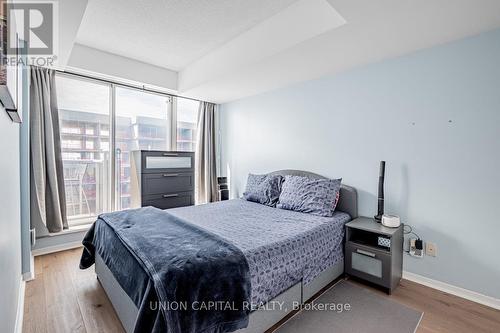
[23,248,500,333]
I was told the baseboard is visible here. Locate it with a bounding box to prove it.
[22,255,36,282]
[32,241,83,256]
[403,271,500,310]
[22,270,35,281]
[15,278,26,333]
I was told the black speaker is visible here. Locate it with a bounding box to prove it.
[374,161,386,222]
[217,177,229,201]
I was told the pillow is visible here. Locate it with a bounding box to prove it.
[243,173,283,207]
[277,175,342,217]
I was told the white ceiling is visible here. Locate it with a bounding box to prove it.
[76,0,298,70]
[71,0,500,103]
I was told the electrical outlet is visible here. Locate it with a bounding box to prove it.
[409,238,423,258]
[426,242,437,257]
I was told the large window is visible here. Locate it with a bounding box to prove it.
[56,75,111,225]
[55,73,200,226]
[115,87,172,210]
[176,98,199,152]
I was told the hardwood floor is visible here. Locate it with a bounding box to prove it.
[23,248,123,333]
[23,248,500,333]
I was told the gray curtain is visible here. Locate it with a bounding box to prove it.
[30,66,68,233]
[195,101,218,204]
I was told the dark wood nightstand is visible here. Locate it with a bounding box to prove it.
[345,217,404,294]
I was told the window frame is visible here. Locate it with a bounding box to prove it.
[55,72,199,226]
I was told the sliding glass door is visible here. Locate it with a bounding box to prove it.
[114,87,172,210]
[55,73,200,226]
[55,75,112,225]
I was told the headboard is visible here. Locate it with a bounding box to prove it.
[268,169,358,219]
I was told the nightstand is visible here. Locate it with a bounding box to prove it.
[345,217,403,294]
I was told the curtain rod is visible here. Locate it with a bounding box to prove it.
[54,69,205,104]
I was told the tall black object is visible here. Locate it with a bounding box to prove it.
[217,177,229,201]
[374,161,386,222]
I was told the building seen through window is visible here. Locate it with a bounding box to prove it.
[56,75,200,225]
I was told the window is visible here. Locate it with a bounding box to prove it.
[176,98,199,152]
[115,87,172,210]
[55,73,200,226]
[56,75,111,225]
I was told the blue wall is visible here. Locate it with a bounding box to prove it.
[0,42,29,332]
[0,107,22,332]
[220,29,500,299]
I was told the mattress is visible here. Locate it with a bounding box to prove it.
[93,199,350,308]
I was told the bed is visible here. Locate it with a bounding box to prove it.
[83,170,358,333]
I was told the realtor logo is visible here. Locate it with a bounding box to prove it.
[5,1,58,56]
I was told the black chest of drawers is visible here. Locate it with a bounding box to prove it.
[130,151,195,209]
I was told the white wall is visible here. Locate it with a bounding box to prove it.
[68,44,178,91]
[220,29,500,299]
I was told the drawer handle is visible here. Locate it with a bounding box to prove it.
[162,153,178,156]
[162,173,179,177]
[356,249,376,258]
[163,194,179,198]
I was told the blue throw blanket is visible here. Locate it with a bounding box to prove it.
[80,207,251,333]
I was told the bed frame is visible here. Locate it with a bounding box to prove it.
[95,170,358,333]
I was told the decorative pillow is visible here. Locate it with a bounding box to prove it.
[243,173,284,207]
[277,175,342,217]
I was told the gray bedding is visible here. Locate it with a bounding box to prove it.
[169,199,350,306]
[85,198,350,318]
